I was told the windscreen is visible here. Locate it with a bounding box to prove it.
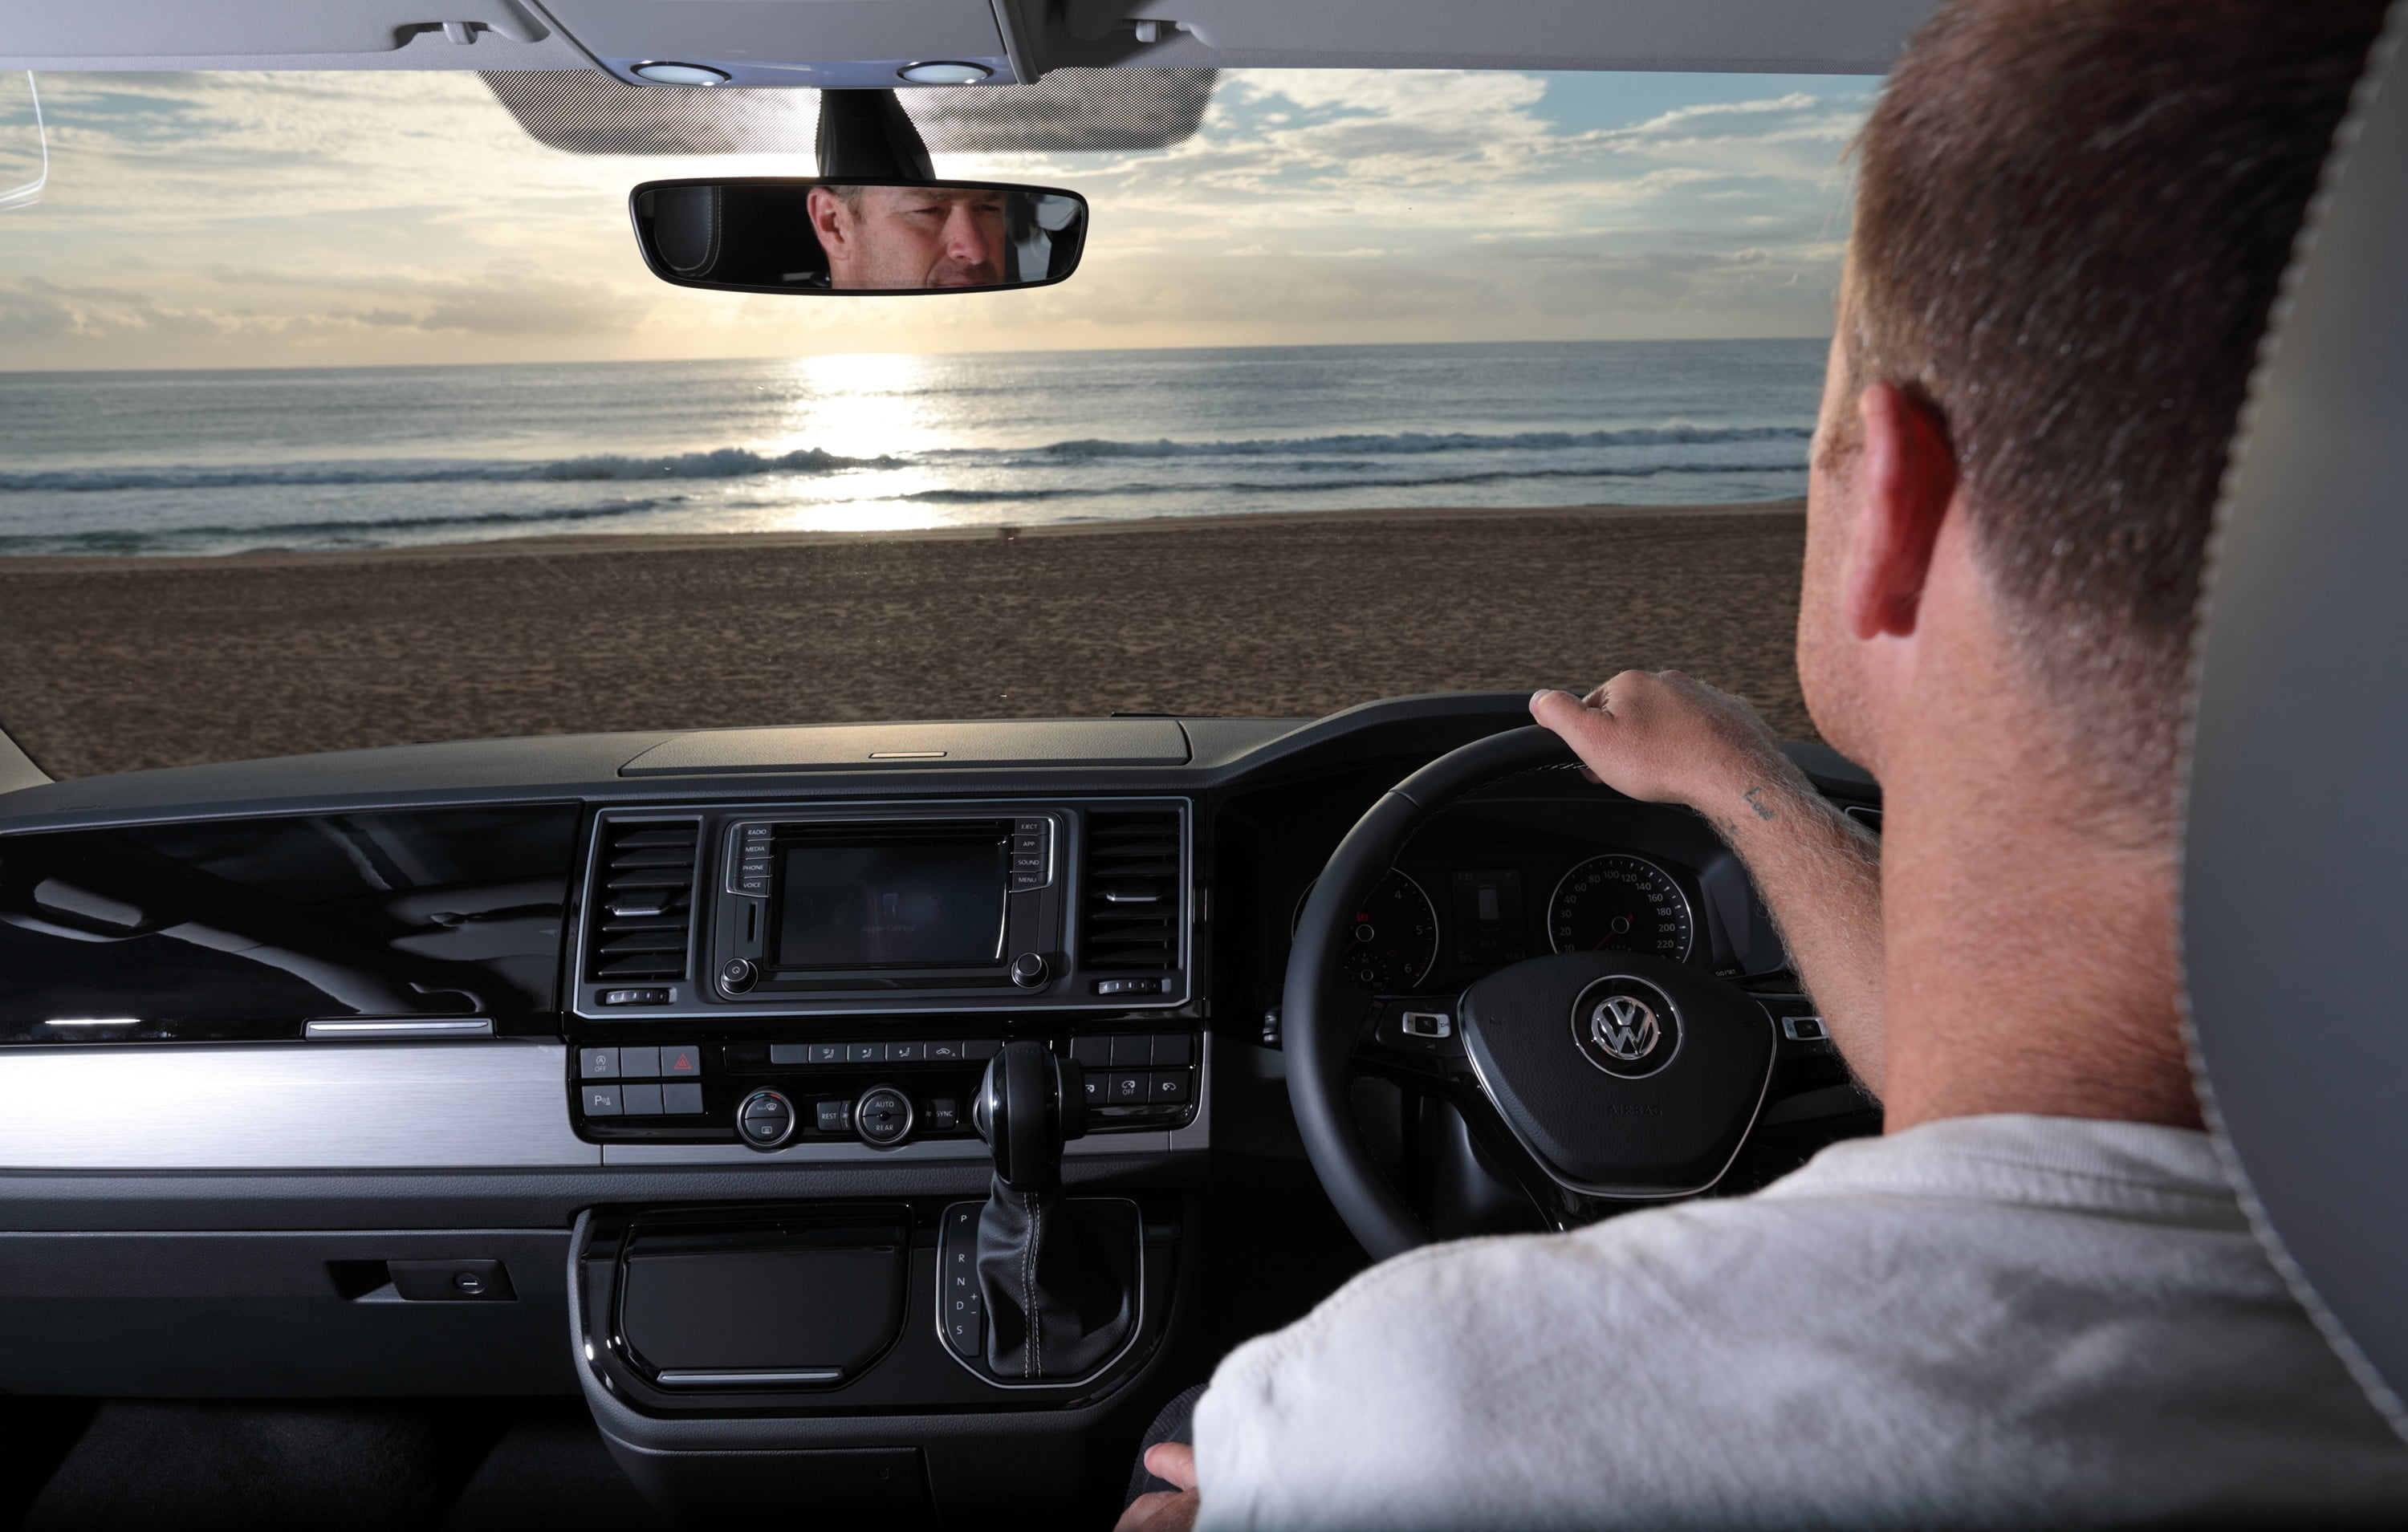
[0,67,1873,778]
[774,836,1008,969]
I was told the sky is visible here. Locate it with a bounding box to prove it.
[0,67,1873,371]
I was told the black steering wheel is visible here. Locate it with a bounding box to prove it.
[1283,726,1780,1258]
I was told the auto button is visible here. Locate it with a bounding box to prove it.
[854,1085,914,1147]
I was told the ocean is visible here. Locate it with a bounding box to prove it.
[0,339,1824,557]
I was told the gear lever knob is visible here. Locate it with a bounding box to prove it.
[972,1039,1087,1193]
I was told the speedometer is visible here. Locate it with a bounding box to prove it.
[1293,871,1441,992]
[1548,855,1695,962]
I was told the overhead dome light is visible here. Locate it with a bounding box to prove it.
[898,61,992,85]
[633,62,729,86]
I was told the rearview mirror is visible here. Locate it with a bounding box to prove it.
[629,178,1088,295]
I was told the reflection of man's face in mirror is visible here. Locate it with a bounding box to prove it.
[806,185,1009,291]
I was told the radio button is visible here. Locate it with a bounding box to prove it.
[579,1047,620,1080]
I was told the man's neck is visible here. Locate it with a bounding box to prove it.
[1873,691,2202,1136]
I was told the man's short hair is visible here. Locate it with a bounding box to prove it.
[1845,0,2386,824]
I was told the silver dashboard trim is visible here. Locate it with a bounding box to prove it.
[0,1041,596,1170]
[304,1018,494,1039]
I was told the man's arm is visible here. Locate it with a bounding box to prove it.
[1531,674,1887,1097]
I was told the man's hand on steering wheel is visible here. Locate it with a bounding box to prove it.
[1531,670,1804,826]
[1535,671,1889,1096]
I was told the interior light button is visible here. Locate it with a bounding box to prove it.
[897,61,991,84]
[633,62,730,86]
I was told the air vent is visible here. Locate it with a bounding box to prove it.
[588,819,701,983]
[1080,808,1182,973]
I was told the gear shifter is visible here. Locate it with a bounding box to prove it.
[971,1040,1139,1380]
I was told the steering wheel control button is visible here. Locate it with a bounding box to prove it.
[584,1084,623,1116]
[814,1099,852,1135]
[855,1087,914,1146]
[719,958,755,993]
[579,1047,620,1079]
[736,1089,795,1148]
[1570,977,1680,1079]
[1010,952,1051,989]
[1781,1014,1830,1042]
[1400,1011,1452,1039]
[662,1082,705,1115]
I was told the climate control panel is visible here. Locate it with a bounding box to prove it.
[566,1028,1200,1148]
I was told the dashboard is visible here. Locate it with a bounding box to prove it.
[0,691,1877,1519]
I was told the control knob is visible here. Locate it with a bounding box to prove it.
[855,1085,915,1147]
[1009,952,1051,990]
[719,957,756,994]
[735,1089,794,1148]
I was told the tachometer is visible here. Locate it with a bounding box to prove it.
[1293,871,1441,992]
[1548,855,1694,962]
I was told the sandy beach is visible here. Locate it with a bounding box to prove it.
[0,502,1812,781]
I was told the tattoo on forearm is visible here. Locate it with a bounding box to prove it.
[1743,786,1775,822]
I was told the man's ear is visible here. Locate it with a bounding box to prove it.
[1840,381,1959,641]
[805,189,849,255]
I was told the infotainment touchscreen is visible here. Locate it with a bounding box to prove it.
[772,832,1009,969]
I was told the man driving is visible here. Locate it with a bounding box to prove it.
[1120,0,2408,1525]
[805,184,1010,291]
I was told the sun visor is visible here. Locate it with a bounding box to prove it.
[481,67,1214,154]
[618,720,1193,776]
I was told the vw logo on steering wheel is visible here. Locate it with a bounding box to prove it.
[1570,976,1681,1079]
[1590,994,1661,1061]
